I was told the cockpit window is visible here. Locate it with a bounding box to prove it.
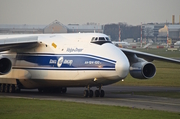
[91,36,112,45]
[99,37,106,41]
[105,37,110,41]
[91,37,95,41]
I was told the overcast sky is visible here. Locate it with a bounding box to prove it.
[0,0,179,25]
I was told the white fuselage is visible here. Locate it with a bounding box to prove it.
[0,33,130,88]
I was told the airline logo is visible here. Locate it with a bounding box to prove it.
[57,57,64,67]
[64,59,73,66]
[49,56,73,68]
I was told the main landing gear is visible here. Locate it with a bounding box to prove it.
[83,86,105,98]
[0,84,18,93]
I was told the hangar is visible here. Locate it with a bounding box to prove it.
[158,24,180,42]
[44,21,67,33]
[0,20,103,34]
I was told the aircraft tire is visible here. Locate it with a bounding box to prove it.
[9,84,15,93]
[38,88,43,93]
[1,84,5,93]
[83,90,89,97]
[89,90,93,97]
[100,90,105,97]
[57,87,62,93]
[9,85,12,93]
[0,84,1,92]
[62,87,67,93]
[95,90,99,97]
[15,88,21,93]
[5,84,9,93]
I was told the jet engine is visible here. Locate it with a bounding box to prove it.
[0,57,12,75]
[130,61,156,79]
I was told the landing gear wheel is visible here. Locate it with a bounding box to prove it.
[57,88,62,93]
[100,90,105,97]
[1,84,5,93]
[62,87,67,93]
[15,87,21,93]
[89,90,93,97]
[9,84,15,93]
[5,84,9,93]
[38,88,43,93]
[83,90,89,97]
[9,85,13,93]
[95,90,100,97]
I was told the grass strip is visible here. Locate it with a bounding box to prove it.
[0,98,180,119]
[116,48,180,87]
[116,66,180,87]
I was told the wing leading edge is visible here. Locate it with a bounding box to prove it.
[120,48,180,64]
[0,36,39,52]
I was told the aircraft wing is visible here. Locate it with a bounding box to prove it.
[0,36,39,52]
[120,48,180,64]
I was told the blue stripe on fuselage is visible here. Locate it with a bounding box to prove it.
[15,53,116,70]
[12,67,115,71]
[16,53,116,63]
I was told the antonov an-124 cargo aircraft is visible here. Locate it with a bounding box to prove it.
[0,33,179,97]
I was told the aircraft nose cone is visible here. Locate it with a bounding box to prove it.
[116,51,130,79]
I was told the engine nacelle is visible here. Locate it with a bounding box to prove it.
[130,62,156,79]
[0,57,12,75]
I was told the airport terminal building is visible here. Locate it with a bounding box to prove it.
[0,20,103,34]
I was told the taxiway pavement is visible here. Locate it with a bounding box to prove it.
[1,85,180,113]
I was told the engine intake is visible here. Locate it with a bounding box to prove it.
[130,62,156,79]
[0,57,12,75]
